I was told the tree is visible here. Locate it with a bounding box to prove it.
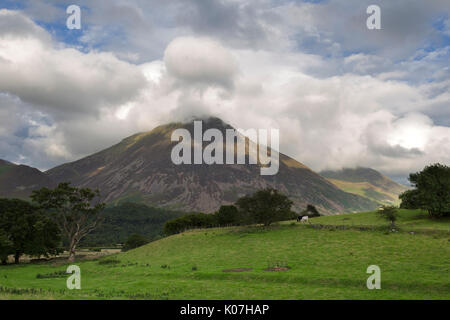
[399,189,420,209]
[122,234,149,251]
[236,188,294,226]
[31,183,105,262]
[377,205,398,229]
[0,229,12,265]
[405,163,450,218]
[215,205,240,226]
[305,204,321,217]
[0,198,61,264]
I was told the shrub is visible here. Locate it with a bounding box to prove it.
[377,205,398,229]
[98,258,121,265]
[36,271,66,279]
[163,213,216,235]
[122,234,149,252]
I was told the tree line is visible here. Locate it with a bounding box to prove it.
[163,188,312,235]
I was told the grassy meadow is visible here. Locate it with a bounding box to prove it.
[0,209,448,300]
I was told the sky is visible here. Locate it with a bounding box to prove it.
[0,0,449,184]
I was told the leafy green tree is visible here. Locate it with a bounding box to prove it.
[0,229,12,265]
[215,205,240,226]
[306,204,319,216]
[304,204,321,217]
[236,188,294,226]
[122,234,149,251]
[399,189,420,209]
[405,163,450,218]
[377,205,398,229]
[0,198,60,264]
[31,183,105,262]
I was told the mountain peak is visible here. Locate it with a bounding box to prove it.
[44,118,377,213]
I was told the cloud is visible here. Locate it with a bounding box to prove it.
[0,8,51,43]
[0,10,147,120]
[174,0,277,49]
[164,36,238,91]
[278,0,450,59]
[0,4,449,182]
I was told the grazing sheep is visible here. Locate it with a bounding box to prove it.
[297,215,309,223]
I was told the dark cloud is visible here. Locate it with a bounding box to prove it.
[175,0,275,49]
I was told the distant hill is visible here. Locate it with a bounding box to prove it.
[45,117,377,214]
[319,167,409,205]
[0,159,55,199]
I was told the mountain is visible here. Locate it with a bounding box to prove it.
[0,159,55,199]
[319,167,409,205]
[46,117,377,214]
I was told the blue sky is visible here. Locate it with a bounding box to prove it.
[0,0,449,183]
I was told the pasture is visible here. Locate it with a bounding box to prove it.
[0,209,448,299]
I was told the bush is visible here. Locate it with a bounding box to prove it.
[98,258,121,265]
[163,213,216,235]
[377,205,398,228]
[122,234,149,251]
[36,271,66,279]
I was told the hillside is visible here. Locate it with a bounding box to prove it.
[0,159,55,199]
[46,118,377,214]
[320,167,409,205]
[0,209,448,300]
[80,202,186,246]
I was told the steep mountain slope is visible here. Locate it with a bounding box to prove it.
[0,159,55,199]
[46,118,377,214]
[319,167,409,205]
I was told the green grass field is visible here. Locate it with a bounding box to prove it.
[0,209,449,300]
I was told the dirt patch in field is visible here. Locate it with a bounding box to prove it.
[222,268,253,272]
[264,267,291,271]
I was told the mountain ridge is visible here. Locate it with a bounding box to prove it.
[45,118,378,213]
[1,118,380,214]
[0,160,55,199]
[319,167,409,205]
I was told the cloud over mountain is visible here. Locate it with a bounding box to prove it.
[0,1,449,183]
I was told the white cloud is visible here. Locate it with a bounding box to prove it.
[164,37,238,90]
[0,6,449,181]
[0,10,146,120]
